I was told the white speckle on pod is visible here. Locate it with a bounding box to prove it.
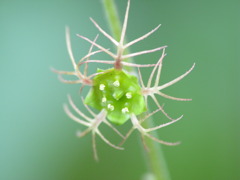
[102,97,107,103]
[99,84,105,91]
[113,80,120,87]
[121,107,129,113]
[126,92,132,99]
[107,104,114,111]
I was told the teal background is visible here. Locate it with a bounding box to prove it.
[1,0,239,180]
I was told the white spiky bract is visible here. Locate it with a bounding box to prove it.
[77,0,165,70]
[52,0,195,160]
[64,95,124,161]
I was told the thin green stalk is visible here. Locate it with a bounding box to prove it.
[102,0,122,42]
[102,0,171,180]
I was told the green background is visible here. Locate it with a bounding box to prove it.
[1,0,239,180]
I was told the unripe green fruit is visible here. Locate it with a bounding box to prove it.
[85,68,146,125]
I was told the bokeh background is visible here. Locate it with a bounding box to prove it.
[1,0,239,179]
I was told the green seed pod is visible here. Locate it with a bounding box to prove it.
[85,68,146,125]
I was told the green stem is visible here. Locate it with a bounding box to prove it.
[102,0,171,180]
[102,0,122,42]
[142,121,171,180]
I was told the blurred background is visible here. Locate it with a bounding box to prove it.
[1,0,239,179]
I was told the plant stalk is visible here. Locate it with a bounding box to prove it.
[102,0,171,180]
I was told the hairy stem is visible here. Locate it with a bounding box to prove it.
[102,0,171,180]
